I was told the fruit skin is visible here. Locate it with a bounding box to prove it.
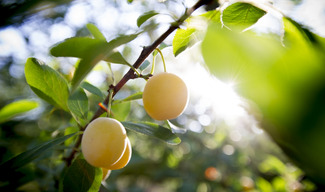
[108,137,132,170]
[143,72,189,120]
[81,117,127,169]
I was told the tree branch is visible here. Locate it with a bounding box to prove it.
[65,0,216,166]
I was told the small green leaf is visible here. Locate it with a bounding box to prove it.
[173,28,197,57]
[62,158,102,192]
[104,51,130,65]
[68,88,88,124]
[122,121,181,145]
[111,102,131,121]
[25,58,69,111]
[153,43,169,57]
[139,60,150,71]
[137,11,159,27]
[0,100,39,123]
[114,92,143,104]
[86,23,106,40]
[0,133,78,172]
[81,81,105,99]
[222,2,266,31]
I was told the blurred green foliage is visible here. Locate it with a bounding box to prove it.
[202,4,325,190]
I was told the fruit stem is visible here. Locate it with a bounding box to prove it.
[155,48,167,72]
[150,51,156,75]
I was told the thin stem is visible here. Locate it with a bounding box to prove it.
[65,0,216,166]
[155,48,167,72]
[150,51,156,75]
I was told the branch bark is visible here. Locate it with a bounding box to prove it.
[65,0,216,166]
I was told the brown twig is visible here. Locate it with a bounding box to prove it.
[65,0,216,166]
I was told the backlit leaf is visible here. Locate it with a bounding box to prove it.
[25,58,69,111]
[222,2,266,30]
[173,28,196,57]
[0,100,39,123]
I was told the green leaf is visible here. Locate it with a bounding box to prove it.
[25,58,69,111]
[137,11,159,27]
[111,102,130,121]
[173,28,197,57]
[67,88,88,124]
[107,33,140,48]
[81,81,105,99]
[200,9,221,23]
[222,2,266,31]
[139,60,150,71]
[0,133,78,172]
[272,177,286,192]
[122,121,181,145]
[62,158,102,192]
[86,23,106,40]
[114,92,142,104]
[256,177,273,192]
[259,155,286,175]
[64,127,79,146]
[153,43,169,57]
[71,34,139,91]
[0,99,39,123]
[282,17,314,48]
[104,51,130,65]
[50,37,108,58]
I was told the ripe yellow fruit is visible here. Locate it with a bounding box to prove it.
[143,72,189,120]
[108,137,132,170]
[81,117,127,169]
